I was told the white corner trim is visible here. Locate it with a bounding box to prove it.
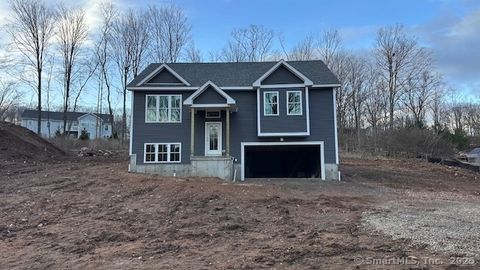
[260,84,306,89]
[183,81,236,105]
[257,132,310,137]
[127,86,197,91]
[136,64,191,86]
[256,88,261,136]
[312,84,342,88]
[240,141,325,181]
[286,90,303,116]
[129,91,134,155]
[306,86,310,135]
[253,59,313,87]
[190,104,231,108]
[333,88,339,165]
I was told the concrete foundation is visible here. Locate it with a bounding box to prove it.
[129,154,234,180]
[129,154,339,181]
[324,163,340,180]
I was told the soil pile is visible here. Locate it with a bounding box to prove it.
[0,121,65,162]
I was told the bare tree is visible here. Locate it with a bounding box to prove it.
[148,4,191,63]
[221,25,274,62]
[288,34,317,60]
[7,0,56,134]
[56,5,88,134]
[0,81,20,121]
[111,12,132,142]
[318,29,342,68]
[95,2,117,135]
[345,55,367,148]
[364,63,386,151]
[129,9,150,77]
[403,70,441,127]
[374,24,429,129]
[185,41,202,62]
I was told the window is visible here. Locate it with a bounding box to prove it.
[205,111,221,119]
[287,91,302,115]
[264,91,279,116]
[144,143,181,163]
[146,95,182,123]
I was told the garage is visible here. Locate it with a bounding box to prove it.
[241,142,324,180]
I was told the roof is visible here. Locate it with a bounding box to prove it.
[127,60,340,88]
[21,110,111,123]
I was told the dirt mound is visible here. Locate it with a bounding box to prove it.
[0,121,65,162]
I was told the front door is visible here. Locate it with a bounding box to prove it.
[205,122,222,156]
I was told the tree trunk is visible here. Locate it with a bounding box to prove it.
[37,66,42,135]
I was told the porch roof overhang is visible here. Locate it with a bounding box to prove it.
[184,80,236,110]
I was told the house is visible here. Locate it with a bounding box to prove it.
[21,110,113,139]
[466,148,480,165]
[127,60,340,181]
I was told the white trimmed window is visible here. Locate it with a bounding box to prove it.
[264,91,279,116]
[287,91,302,115]
[146,95,182,123]
[144,143,181,163]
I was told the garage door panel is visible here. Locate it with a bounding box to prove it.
[244,145,321,178]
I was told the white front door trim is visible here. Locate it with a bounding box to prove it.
[240,141,325,181]
[205,122,222,156]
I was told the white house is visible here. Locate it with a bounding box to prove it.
[21,109,113,139]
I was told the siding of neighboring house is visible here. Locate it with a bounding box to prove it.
[131,87,336,165]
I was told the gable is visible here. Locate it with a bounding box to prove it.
[146,69,183,84]
[262,64,305,85]
[194,86,227,104]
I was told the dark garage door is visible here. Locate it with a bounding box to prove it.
[244,145,321,178]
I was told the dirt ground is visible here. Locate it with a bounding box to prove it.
[1,155,480,269]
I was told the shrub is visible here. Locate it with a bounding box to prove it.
[379,127,455,158]
[79,129,90,140]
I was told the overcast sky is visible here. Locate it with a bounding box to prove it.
[0,0,478,107]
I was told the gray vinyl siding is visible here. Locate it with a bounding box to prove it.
[259,87,307,133]
[194,86,227,104]
[228,89,336,164]
[194,111,226,156]
[146,70,182,84]
[262,65,304,85]
[132,91,192,164]
[132,88,336,165]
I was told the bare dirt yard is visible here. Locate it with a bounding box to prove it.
[1,150,480,269]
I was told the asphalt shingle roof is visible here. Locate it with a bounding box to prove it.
[127,60,340,88]
[21,110,112,123]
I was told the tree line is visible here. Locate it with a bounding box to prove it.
[0,0,478,155]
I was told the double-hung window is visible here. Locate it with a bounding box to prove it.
[264,91,279,116]
[144,143,181,163]
[146,95,182,123]
[287,91,302,115]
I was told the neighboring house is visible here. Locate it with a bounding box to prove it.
[21,110,113,139]
[466,148,480,165]
[127,60,340,181]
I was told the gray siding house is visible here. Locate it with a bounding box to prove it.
[127,60,340,180]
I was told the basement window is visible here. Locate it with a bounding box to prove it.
[144,143,181,163]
